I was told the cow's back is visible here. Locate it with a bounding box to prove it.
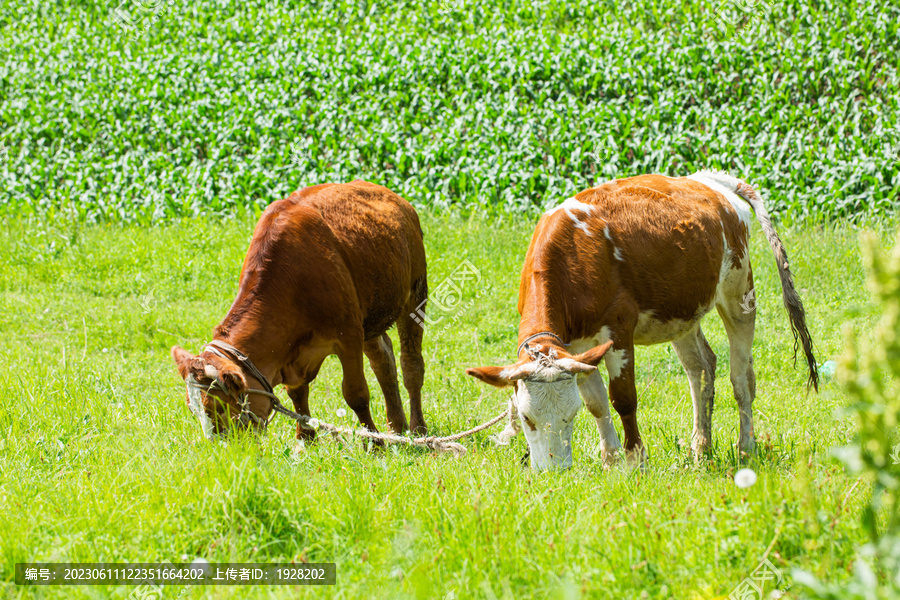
[289,181,426,339]
[523,175,750,340]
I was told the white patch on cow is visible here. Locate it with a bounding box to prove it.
[687,171,752,228]
[498,366,519,380]
[719,232,733,286]
[515,375,580,470]
[544,197,574,215]
[716,243,753,306]
[633,310,712,345]
[613,247,624,261]
[604,347,629,380]
[203,364,219,380]
[569,326,613,356]
[571,326,628,381]
[187,381,218,440]
[604,225,612,241]
[545,197,594,236]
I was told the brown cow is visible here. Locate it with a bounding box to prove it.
[467,171,817,470]
[171,181,428,439]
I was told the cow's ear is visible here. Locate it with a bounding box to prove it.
[215,363,247,398]
[466,363,531,387]
[556,341,614,375]
[571,341,614,367]
[171,346,194,380]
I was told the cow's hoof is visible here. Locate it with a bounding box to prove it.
[601,450,621,469]
[624,446,648,471]
[387,417,410,435]
[297,427,317,442]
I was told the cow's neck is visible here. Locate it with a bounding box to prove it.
[214,324,287,388]
[517,272,573,346]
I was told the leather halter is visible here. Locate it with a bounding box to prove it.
[516,331,569,359]
[186,340,315,432]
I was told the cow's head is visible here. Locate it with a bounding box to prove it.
[171,346,249,439]
[466,341,612,470]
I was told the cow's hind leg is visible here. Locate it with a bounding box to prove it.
[364,333,409,434]
[398,284,427,435]
[671,325,717,457]
[287,384,316,441]
[579,370,623,468]
[716,269,757,456]
[337,345,380,435]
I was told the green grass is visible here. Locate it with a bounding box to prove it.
[1,1,899,595]
[0,213,896,598]
[1,0,899,222]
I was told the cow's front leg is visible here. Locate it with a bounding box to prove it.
[578,370,622,468]
[606,341,646,469]
[337,345,380,435]
[287,384,316,442]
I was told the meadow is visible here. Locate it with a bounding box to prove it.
[1,0,900,598]
[0,214,896,599]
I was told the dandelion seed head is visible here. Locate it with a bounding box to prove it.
[734,468,757,488]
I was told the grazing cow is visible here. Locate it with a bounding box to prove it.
[467,171,817,470]
[171,181,428,440]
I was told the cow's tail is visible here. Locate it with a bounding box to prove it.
[733,180,819,392]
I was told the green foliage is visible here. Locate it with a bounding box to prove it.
[0,0,899,223]
[797,228,900,598]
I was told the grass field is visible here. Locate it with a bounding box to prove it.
[0,212,896,599]
[2,0,900,597]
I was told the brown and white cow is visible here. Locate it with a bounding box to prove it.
[467,171,817,470]
[171,180,428,439]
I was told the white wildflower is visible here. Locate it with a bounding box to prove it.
[734,468,757,488]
